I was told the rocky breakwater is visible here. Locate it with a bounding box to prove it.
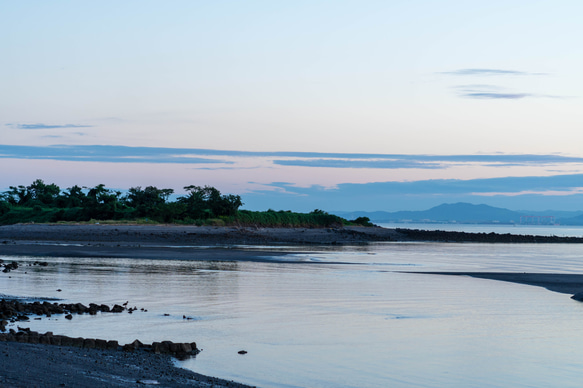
[0,329,200,359]
[395,228,583,243]
[0,299,200,359]
[0,299,132,326]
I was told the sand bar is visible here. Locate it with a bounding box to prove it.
[407,272,583,295]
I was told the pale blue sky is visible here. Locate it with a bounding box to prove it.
[1,1,582,211]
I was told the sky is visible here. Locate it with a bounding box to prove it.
[1,1,583,212]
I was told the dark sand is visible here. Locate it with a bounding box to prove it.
[0,224,402,262]
[406,272,583,295]
[0,341,251,387]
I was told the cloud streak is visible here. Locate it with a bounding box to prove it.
[262,174,583,197]
[0,145,229,165]
[442,69,555,100]
[462,92,532,99]
[7,123,93,130]
[1,144,583,168]
[441,68,545,76]
[273,159,444,169]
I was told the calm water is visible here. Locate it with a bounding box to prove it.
[378,223,583,237]
[3,226,583,387]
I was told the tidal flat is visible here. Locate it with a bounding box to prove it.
[3,224,583,387]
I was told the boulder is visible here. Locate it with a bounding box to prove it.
[95,339,108,349]
[106,340,119,350]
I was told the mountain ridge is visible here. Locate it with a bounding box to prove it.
[335,203,583,225]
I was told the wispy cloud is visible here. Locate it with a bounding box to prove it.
[273,159,444,169]
[442,69,555,100]
[1,144,582,168]
[453,84,533,99]
[7,123,93,130]
[0,145,229,165]
[259,174,583,197]
[462,92,532,99]
[441,68,546,76]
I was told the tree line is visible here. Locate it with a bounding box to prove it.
[0,179,372,227]
[0,179,242,224]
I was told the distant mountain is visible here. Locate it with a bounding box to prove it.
[336,203,583,225]
[559,213,583,225]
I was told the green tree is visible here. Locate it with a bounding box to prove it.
[27,179,61,206]
[5,185,31,205]
[178,185,243,219]
[84,184,124,219]
[0,199,10,216]
[59,185,87,208]
[125,186,174,217]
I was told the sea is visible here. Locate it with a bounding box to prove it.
[3,224,583,387]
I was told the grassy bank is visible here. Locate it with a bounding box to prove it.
[0,206,373,228]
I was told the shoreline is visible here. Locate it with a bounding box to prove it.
[404,272,583,296]
[0,341,253,387]
[1,224,583,262]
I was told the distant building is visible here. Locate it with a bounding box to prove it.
[519,215,555,225]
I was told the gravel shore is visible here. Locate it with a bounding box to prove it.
[0,223,402,261]
[0,341,252,387]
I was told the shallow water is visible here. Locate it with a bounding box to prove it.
[3,227,583,387]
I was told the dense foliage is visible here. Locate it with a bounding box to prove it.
[0,179,373,227]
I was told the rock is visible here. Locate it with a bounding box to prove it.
[95,339,108,349]
[111,304,124,313]
[571,292,583,301]
[27,332,40,344]
[60,336,73,347]
[168,341,180,354]
[106,340,119,350]
[181,343,192,353]
[123,339,143,351]
[50,335,63,346]
[71,337,84,347]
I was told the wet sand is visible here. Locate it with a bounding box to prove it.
[0,224,402,262]
[407,272,583,296]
